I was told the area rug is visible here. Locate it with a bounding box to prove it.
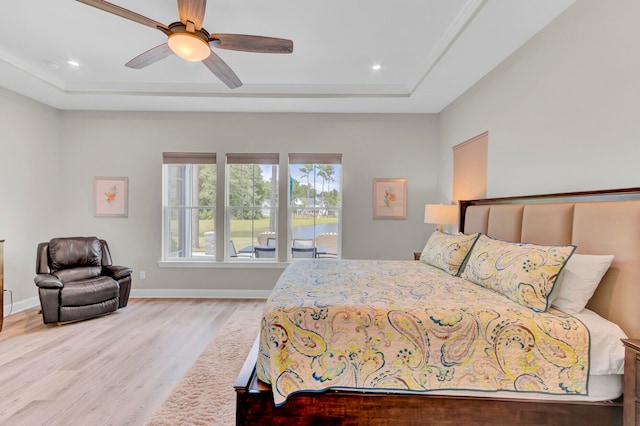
[146,308,263,426]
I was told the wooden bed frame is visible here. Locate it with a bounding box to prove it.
[236,188,640,425]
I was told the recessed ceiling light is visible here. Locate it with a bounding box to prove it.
[372,64,382,71]
[67,60,80,67]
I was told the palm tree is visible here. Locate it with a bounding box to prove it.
[298,164,314,201]
[316,165,335,211]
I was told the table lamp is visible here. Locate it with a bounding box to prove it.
[424,204,458,232]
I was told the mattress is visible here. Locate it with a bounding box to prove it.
[257,260,624,405]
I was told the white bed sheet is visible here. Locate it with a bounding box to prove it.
[413,373,623,402]
[574,308,627,375]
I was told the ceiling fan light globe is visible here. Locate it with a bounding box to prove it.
[168,33,211,61]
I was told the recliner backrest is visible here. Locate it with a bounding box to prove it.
[44,237,105,283]
[36,237,115,275]
[99,239,113,267]
[49,237,103,271]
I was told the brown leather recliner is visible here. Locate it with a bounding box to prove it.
[34,237,133,324]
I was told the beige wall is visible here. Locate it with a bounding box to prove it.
[439,0,640,199]
[0,86,63,305]
[0,109,438,306]
[9,0,638,310]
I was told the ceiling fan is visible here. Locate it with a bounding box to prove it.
[76,0,294,89]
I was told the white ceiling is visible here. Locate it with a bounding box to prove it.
[0,0,574,113]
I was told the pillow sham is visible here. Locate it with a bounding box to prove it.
[420,231,479,276]
[550,254,614,314]
[460,234,576,312]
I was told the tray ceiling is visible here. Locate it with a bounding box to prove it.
[0,0,574,113]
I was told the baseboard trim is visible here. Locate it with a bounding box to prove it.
[3,296,39,315]
[130,289,271,299]
[3,290,269,318]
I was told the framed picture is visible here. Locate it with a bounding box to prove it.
[94,177,128,217]
[373,178,407,219]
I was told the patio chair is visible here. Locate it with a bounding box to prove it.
[254,246,276,258]
[314,233,338,258]
[229,240,253,258]
[292,247,316,258]
[292,238,314,248]
[257,231,276,246]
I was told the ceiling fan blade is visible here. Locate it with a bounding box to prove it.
[76,0,169,32]
[202,50,242,89]
[178,0,207,30]
[211,34,293,54]
[125,44,173,69]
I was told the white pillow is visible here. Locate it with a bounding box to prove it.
[551,254,614,314]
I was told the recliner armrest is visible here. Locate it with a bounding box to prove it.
[35,274,63,289]
[103,265,133,280]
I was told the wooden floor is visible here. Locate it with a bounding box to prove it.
[0,298,265,426]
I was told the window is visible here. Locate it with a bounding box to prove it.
[289,154,342,259]
[161,152,342,263]
[162,153,216,259]
[226,154,279,261]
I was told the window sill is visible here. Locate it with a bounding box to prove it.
[157,260,290,269]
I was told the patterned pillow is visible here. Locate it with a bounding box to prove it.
[420,231,480,276]
[460,234,576,312]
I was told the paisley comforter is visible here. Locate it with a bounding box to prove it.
[257,260,589,406]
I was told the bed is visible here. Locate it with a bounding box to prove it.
[235,188,640,425]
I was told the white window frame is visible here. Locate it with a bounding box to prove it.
[160,152,342,265]
[288,153,342,261]
[225,153,279,262]
[162,152,216,261]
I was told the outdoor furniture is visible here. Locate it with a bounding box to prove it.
[292,238,314,248]
[229,241,253,258]
[292,247,317,258]
[257,231,276,246]
[314,233,338,258]
[241,244,327,258]
[254,246,276,258]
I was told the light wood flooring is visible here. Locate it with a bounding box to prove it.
[0,298,265,426]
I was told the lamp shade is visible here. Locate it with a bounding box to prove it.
[168,33,211,61]
[424,204,458,225]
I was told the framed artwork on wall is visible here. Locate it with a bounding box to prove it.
[373,178,407,219]
[94,176,128,217]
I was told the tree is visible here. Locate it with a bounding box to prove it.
[192,165,200,247]
[189,164,216,248]
[324,189,340,208]
[298,164,314,200]
[316,165,335,205]
[290,179,315,201]
[228,164,269,220]
[198,164,217,219]
[269,165,277,230]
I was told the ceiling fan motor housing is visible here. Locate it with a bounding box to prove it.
[167,21,210,40]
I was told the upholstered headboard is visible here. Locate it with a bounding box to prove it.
[459,188,640,338]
